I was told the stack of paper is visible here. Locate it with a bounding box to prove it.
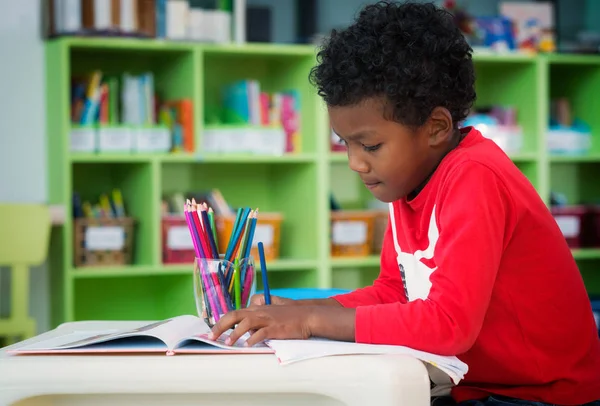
[266,338,468,385]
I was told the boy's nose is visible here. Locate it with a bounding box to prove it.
[348,152,369,174]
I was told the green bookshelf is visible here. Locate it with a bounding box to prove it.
[46,38,600,327]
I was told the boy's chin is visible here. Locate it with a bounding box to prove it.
[368,188,396,204]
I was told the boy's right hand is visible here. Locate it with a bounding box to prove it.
[249,294,295,307]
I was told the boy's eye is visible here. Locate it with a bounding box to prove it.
[337,137,347,145]
[363,143,381,152]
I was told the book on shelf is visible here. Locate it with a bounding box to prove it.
[70,70,194,153]
[210,79,301,155]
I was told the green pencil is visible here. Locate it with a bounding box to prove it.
[234,258,241,309]
[208,207,218,252]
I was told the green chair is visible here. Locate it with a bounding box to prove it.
[0,204,51,346]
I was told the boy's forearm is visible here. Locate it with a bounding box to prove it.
[306,306,356,342]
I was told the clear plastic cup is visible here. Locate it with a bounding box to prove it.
[193,256,256,327]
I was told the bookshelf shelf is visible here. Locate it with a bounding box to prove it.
[472,50,537,64]
[70,258,318,279]
[46,38,600,327]
[330,256,380,268]
[549,154,600,163]
[69,153,317,164]
[572,249,600,261]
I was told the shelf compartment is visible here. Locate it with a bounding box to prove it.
[473,59,540,156]
[74,274,195,320]
[72,162,156,267]
[332,268,379,291]
[69,42,197,105]
[161,162,319,262]
[548,60,600,157]
[578,261,600,296]
[201,50,318,154]
[550,162,600,205]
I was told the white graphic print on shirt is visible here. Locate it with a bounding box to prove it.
[389,203,439,301]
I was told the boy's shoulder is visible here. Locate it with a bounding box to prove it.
[429,127,534,208]
[441,127,521,183]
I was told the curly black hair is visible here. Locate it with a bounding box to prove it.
[309,1,476,128]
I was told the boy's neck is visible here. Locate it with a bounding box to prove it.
[407,129,466,201]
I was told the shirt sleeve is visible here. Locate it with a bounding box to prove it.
[331,215,407,307]
[353,161,514,356]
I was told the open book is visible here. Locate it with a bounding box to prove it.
[10,315,468,387]
[10,315,273,355]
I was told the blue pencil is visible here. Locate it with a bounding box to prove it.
[224,207,251,262]
[240,212,258,288]
[258,242,271,305]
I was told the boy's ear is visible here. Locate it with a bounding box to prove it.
[427,107,454,147]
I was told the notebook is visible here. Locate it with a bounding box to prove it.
[9,315,273,355]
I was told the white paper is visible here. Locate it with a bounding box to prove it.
[70,128,96,152]
[266,338,468,385]
[555,215,580,238]
[85,226,125,251]
[167,226,194,250]
[332,221,367,245]
[252,224,274,247]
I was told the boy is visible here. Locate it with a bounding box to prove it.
[209,1,600,404]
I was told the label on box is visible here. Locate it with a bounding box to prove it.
[135,127,171,152]
[167,226,194,250]
[85,226,125,251]
[252,224,274,247]
[98,127,133,152]
[554,215,580,238]
[333,221,367,245]
[70,127,96,152]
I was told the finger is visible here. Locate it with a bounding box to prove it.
[245,327,270,347]
[208,310,245,340]
[226,316,258,346]
[249,294,265,306]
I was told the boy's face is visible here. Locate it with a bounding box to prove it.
[329,98,451,203]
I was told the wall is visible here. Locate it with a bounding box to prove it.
[0,1,49,333]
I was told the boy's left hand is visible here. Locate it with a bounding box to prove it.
[208,305,314,347]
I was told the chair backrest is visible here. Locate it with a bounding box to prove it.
[0,204,51,266]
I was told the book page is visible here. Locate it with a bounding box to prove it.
[15,315,211,352]
[122,315,211,350]
[16,329,124,351]
[176,330,272,353]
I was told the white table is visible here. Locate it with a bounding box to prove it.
[0,321,431,406]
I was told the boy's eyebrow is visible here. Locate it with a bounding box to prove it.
[345,131,375,141]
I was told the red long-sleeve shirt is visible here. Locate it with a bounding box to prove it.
[332,128,600,404]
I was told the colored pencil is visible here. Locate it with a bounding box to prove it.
[183,202,261,319]
[234,258,242,310]
[258,242,271,305]
[208,207,218,251]
[200,205,219,259]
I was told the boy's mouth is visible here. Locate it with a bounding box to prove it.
[363,181,382,190]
